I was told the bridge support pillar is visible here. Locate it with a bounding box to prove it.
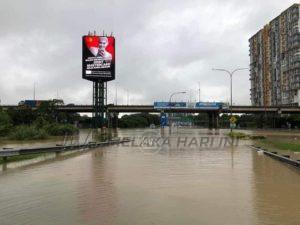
[214,112,220,134]
[112,113,118,129]
[208,112,219,132]
[213,112,219,130]
[107,112,112,128]
[208,112,213,130]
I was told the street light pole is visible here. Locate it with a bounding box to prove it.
[212,68,248,132]
[33,82,36,101]
[198,82,201,102]
[169,91,186,103]
[127,89,129,105]
[168,91,186,134]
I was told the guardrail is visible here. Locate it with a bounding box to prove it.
[0,138,130,161]
[249,145,300,169]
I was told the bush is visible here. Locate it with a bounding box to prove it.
[228,132,249,139]
[251,135,266,140]
[118,114,159,128]
[10,126,48,140]
[34,116,49,129]
[0,111,12,137]
[44,123,78,136]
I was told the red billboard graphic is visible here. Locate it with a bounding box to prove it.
[82,36,115,81]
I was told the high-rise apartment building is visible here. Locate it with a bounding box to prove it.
[249,4,300,106]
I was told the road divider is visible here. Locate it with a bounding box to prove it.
[0,138,131,162]
[249,145,300,169]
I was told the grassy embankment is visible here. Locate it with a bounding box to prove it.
[0,123,78,164]
[254,138,300,152]
[1,123,78,141]
[227,131,300,152]
[227,131,265,140]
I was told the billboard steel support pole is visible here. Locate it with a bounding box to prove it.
[82,34,115,129]
[93,80,107,128]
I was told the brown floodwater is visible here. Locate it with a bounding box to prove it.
[0,128,299,225]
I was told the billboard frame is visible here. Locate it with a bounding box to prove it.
[82,35,115,82]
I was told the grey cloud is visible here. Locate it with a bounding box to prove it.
[0,0,297,105]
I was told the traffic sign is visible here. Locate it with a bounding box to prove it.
[229,116,237,124]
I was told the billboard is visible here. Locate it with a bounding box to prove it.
[82,35,115,81]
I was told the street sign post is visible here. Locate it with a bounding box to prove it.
[229,116,237,129]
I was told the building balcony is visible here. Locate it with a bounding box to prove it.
[294,56,300,62]
[292,62,300,68]
[291,13,299,22]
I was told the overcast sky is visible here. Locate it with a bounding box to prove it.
[0,0,297,105]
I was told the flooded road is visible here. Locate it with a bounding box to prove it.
[0,128,300,225]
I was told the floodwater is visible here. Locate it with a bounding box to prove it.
[0,128,300,225]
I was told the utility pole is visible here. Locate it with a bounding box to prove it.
[115,82,118,105]
[33,82,36,100]
[127,90,129,105]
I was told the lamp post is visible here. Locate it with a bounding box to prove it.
[33,82,36,100]
[168,91,186,134]
[212,68,248,132]
[115,82,118,105]
[198,82,201,102]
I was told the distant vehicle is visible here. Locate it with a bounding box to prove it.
[18,100,25,106]
[18,99,64,108]
[154,102,187,109]
[154,101,228,110]
[18,100,47,107]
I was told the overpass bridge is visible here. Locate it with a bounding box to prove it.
[2,104,300,114]
[59,105,300,114]
[2,104,300,129]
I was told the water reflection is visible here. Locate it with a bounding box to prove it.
[251,152,300,225]
[77,150,117,225]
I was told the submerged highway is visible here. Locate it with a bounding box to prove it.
[0,128,299,225]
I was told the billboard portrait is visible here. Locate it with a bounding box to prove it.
[82,36,115,81]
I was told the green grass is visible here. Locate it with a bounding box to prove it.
[256,138,300,152]
[227,132,249,139]
[44,123,78,136]
[0,153,48,164]
[4,123,78,141]
[9,126,48,140]
[227,131,265,140]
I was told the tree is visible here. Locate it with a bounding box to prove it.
[0,111,12,136]
[118,114,160,128]
[7,107,37,125]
